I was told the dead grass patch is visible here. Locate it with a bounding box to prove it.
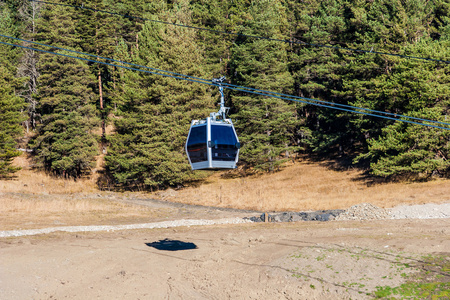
[4,155,98,194]
[0,199,161,232]
[2,154,449,230]
[0,194,168,230]
[0,155,166,230]
[161,160,450,211]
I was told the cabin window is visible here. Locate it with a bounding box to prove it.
[186,125,207,163]
[210,125,239,161]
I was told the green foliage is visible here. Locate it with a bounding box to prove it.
[288,0,450,159]
[0,66,26,178]
[0,7,26,178]
[76,0,119,139]
[353,39,450,178]
[356,108,450,179]
[106,0,213,189]
[287,0,354,154]
[3,0,450,187]
[229,0,301,171]
[31,4,99,178]
[0,4,20,67]
[374,282,450,299]
[31,53,99,177]
[373,254,450,299]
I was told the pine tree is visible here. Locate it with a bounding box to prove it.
[356,108,450,179]
[0,2,21,71]
[190,0,251,76]
[4,0,449,183]
[0,4,26,178]
[30,3,99,178]
[286,0,359,156]
[0,66,26,178]
[340,0,450,178]
[335,0,438,148]
[229,0,299,171]
[354,38,450,178]
[103,0,154,49]
[286,0,448,163]
[76,0,117,140]
[106,0,214,189]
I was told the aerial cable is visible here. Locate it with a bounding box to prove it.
[0,39,222,87]
[219,83,450,128]
[3,33,449,129]
[1,39,449,131]
[2,38,449,131]
[0,34,213,86]
[28,0,450,64]
[222,85,450,131]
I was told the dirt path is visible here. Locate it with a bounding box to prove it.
[1,218,449,299]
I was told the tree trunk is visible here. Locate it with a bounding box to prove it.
[98,68,105,139]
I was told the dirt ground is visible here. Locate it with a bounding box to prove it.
[1,217,449,299]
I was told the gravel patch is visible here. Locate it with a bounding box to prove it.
[336,202,450,221]
[0,218,252,238]
[1,203,449,238]
[389,203,450,219]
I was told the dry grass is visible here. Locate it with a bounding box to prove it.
[2,154,449,230]
[0,195,154,222]
[0,189,171,230]
[2,155,100,194]
[0,187,166,230]
[161,160,450,212]
[0,155,168,230]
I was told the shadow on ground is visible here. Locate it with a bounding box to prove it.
[146,239,198,251]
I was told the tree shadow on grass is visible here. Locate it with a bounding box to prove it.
[146,239,198,251]
[305,153,390,186]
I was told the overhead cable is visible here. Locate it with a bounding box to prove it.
[2,33,450,129]
[1,39,449,131]
[28,0,450,64]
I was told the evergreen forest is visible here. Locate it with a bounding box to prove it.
[0,0,449,190]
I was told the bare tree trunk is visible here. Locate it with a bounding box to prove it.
[18,1,41,131]
[98,68,105,139]
[96,19,106,141]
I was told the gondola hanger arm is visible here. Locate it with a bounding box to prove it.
[211,76,229,121]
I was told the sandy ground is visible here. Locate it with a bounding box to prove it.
[1,218,449,299]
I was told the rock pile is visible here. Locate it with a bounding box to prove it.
[246,202,447,223]
[335,203,390,221]
[248,209,345,223]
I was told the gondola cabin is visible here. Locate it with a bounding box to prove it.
[186,117,240,170]
[186,76,240,170]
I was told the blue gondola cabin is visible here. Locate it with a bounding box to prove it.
[186,117,240,170]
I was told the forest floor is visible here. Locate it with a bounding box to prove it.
[0,155,449,299]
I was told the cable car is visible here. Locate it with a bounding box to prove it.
[186,77,240,170]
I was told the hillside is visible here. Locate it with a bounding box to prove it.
[1,0,449,189]
[1,153,449,231]
[2,154,450,299]
[169,160,450,212]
